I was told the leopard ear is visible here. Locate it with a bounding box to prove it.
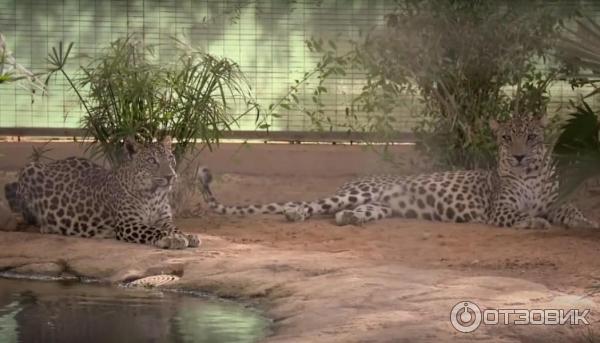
[123,136,139,158]
[161,135,172,150]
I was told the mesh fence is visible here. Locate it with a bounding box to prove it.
[0,0,598,134]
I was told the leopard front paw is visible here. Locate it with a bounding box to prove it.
[185,233,201,247]
[566,218,600,230]
[154,233,189,250]
[284,206,309,222]
[335,210,362,226]
[514,217,551,230]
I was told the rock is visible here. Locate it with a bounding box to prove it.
[0,202,17,232]
[12,262,65,276]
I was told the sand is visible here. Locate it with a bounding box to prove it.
[1,141,599,342]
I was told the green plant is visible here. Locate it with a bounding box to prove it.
[289,1,575,170]
[552,14,600,201]
[46,36,260,167]
[0,32,45,94]
[557,14,600,98]
[553,99,600,201]
[29,141,55,163]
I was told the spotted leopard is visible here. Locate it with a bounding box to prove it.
[4,137,200,249]
[199,115,598,230]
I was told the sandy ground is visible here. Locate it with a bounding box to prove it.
[1,142,600,342]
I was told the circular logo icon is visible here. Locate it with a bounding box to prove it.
[450,301,482,333]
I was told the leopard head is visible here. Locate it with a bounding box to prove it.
[122,136,177,193]
[490,115,547,177]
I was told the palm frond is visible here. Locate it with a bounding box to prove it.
[0,32,47,94]
[553,99,600,201]
[558,15,600,84]
[50,35,261,167]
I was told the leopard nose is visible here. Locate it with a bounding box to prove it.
[513,155,525,163]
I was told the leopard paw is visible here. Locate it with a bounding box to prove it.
[514,217,551,230]
[154,234,188,249]
[335,210,362,226]
[565,218,600,230]
[284,206,309,222]
[185,233,201,248]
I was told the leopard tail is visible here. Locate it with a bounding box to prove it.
[197,167,355,216]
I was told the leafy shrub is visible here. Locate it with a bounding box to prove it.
[557,15,600,98]
[553,99,600,200]
[553,15,600,200]
[46,36,259,166]
[287,1,576,170]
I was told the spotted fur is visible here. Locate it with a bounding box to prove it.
[3,137,200,249]
[199,115,598,230]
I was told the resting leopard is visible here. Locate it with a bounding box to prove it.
[3,137,200,249]
[199,115,598,230]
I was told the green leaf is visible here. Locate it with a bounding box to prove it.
[45,35,260,167]
[328,40,337,50]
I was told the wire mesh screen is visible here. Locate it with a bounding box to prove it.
[0,0,597,134]
[0,0,402,132]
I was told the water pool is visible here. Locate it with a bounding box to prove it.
[0,278,269,343]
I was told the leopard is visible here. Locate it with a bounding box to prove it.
[198,115,598,230]
[3,136,200,249]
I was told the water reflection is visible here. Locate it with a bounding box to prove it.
[0,278,268,343]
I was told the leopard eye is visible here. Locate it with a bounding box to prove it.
[502,135,512,142]
[147,156,158,164]
[527,134,537,142]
